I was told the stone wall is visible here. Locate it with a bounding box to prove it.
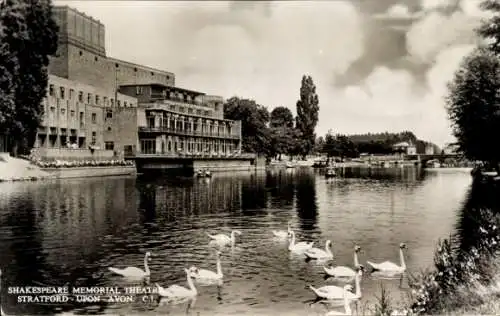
[33,148,114,161]
[43,165,136,179]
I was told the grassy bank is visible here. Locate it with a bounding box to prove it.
[367,177,500,316]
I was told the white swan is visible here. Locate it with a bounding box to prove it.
[192,251,223,281]
[156,268,197,299]
[366,243,407,273]
[288,231,314,253]
[324,245,361,278]
[108,252,151,278]
[207,230,242,246]
[272,221,292,238]
[308,266,364,300]
[305,240,333,260]
[324,285,353,316]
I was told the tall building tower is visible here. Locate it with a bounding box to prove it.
[49,6,175,92]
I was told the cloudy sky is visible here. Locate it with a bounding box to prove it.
[55,0,492,147]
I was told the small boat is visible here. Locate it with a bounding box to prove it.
[285,162,296,169]
[325,168,336,178]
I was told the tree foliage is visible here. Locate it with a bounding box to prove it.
[270,106,294,128]
[296,75,319,157]
[0,0,58,155]
[477,0,500,55]
[223,97,271,155]
[446,47,500,168]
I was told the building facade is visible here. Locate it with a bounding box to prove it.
[118,84,241,157]
[33,5,242,161]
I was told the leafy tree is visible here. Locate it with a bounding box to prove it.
[11,0,58,155]
[0,0,26,138]
[446,47,500,172]
[0,0,58,155]
[336,135,358,160]
[295,75,319,159]
[224,97,271,155]
[270,106,294,128]
[477,0,500,55]
[322,132,339,162]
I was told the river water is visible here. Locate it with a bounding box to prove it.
[0,167,473,315]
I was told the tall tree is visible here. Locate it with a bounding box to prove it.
[0,0,27,138]
[270,106,294,128]
[224,96,271,155]
[295,75,319,159]
[477,0,500,55]
[446,47,500,172]
[9,0,59,155]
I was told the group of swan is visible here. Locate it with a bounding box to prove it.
[270,222,408,316]
[107,233,231,302]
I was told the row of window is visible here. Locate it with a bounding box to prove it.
[46,106,113,127]
[48,84,135,108]
[140,139,236,155]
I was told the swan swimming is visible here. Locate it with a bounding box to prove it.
[324,245,361,279]
[366,243,407,273]
[191,250,223,281]
[324,285,353,316]
[308,265,364,300]
[108,251,152,279]
[207,230,242,246]
[305,240,333,260]
[288,231,314,253]
[272,221,292,239]
[156,268,198,299]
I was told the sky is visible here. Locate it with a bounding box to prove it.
[54,0,494,147]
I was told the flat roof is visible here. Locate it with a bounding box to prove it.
[119,83,206,96]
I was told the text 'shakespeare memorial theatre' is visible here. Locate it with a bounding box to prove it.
[34,5,243,162]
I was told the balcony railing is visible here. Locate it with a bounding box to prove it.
[138,126,240,140]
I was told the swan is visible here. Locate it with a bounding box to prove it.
[308,265,364,300]
[207,230,242,246]
[156,268,197,299]
[272,221,292,238]
[305,240,333,260]
[192,250,223,281]
[108,252,151,278]
[324,285,353,316]
[366,243,407,273]
[288,231,314,253]
[324,245,361,278]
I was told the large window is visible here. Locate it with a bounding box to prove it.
[140,139,156,154]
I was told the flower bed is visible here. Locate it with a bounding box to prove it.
[31,158,135,169]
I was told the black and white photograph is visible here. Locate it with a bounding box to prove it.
[1,0,500,315]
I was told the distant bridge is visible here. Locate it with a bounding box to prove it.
[406,153,462,164]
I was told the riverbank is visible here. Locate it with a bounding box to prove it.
[0,154,137,181]
[0,154,52,181]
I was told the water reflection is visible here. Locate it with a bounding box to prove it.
[0,167,473,315]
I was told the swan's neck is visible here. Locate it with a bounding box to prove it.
[399,249,406,269]
[355,273,362,298]
[325,242,332,256]
[230,231,236,244]
[290,232,296,246]
[287,223,291,233]
[354,252,359,267]
[187,274,197,295]
[216,256,222,277]
[344,292,352,315]
[144,255,150,275]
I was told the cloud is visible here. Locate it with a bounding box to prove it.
[421,0,456,11]
[53,0,492,147]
